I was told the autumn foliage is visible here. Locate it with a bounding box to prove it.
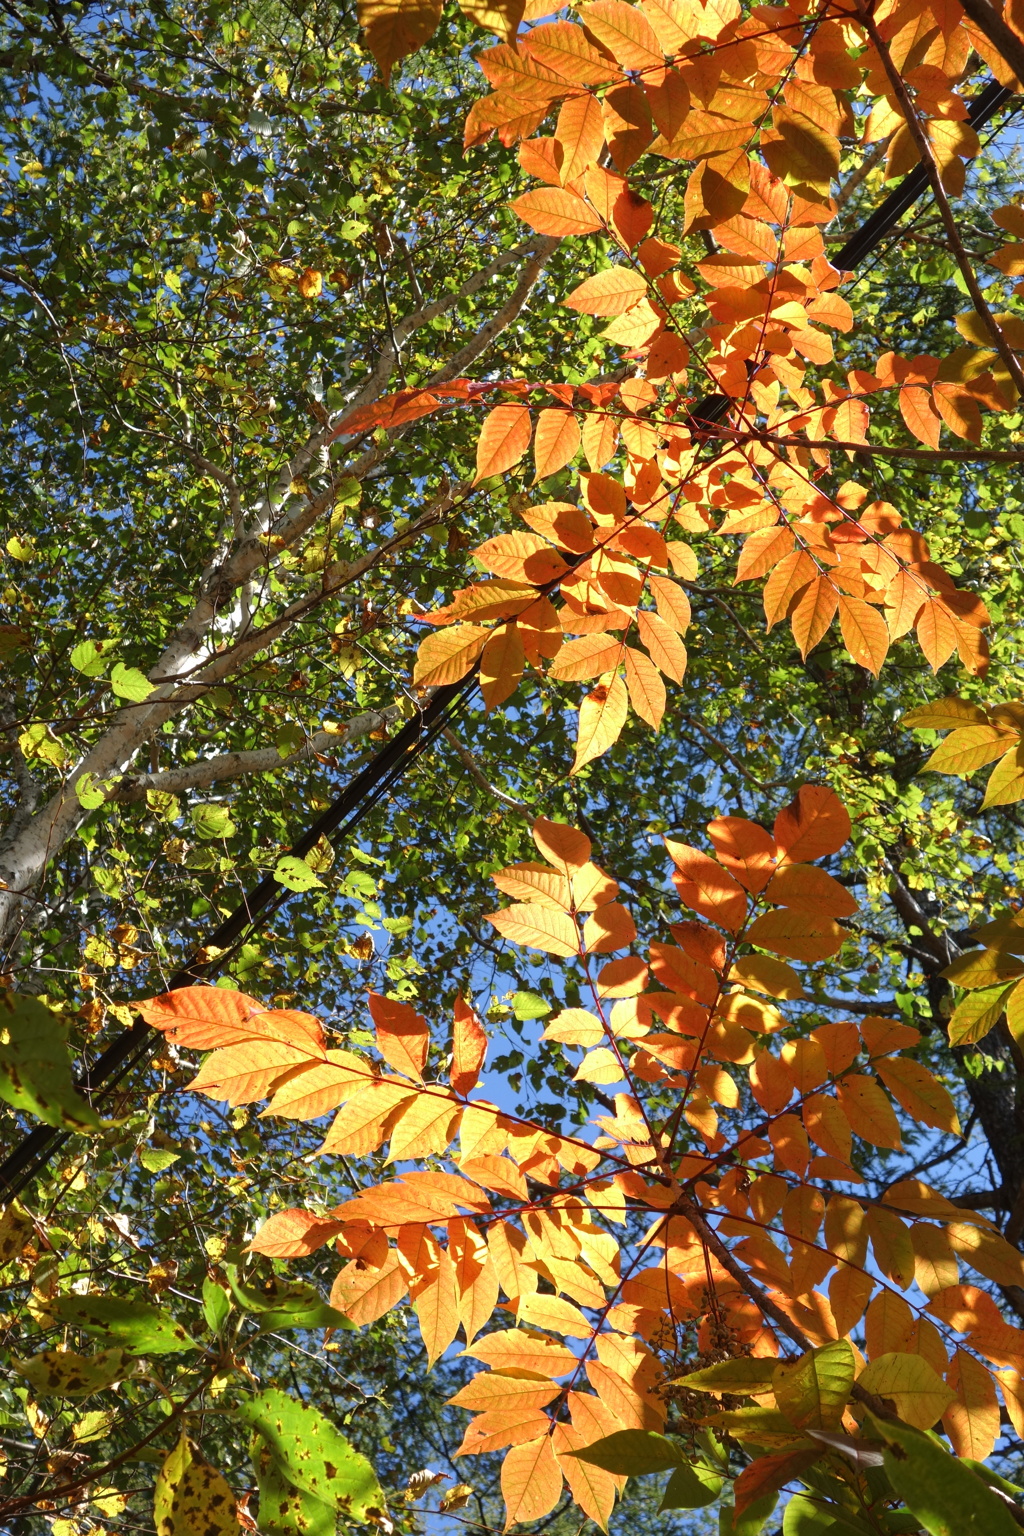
[138,785,1024,1528]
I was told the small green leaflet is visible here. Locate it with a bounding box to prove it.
[191,804,236,840]
[512,990,550,1020]
[70,638,118,677]
[140,1148,180,1172]
[54,1295,198,1355]
[253,1439,337,1536]
[202,1278,232,1335]
[864,1411,1021,1536]
[273,856,324,891]
[569,1430,684,1475]
[110,662,155,701]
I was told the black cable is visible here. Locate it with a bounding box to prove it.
[1,78,1017,1201]
[0,670,479,1197]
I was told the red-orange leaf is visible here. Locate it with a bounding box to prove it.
[451,995,488,1096]
[664,841,747,932]
[369,992,430,1080]
[773,784,851,864]
[899,384,942,449]
[414,625,488,687]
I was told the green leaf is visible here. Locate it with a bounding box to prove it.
[74,772,109,809]
[772,1340,855,1431]
[110,661,155,700]
[69,638,117,677]
[864,1412,1021,1536]
[191,803,236,840]
[53,1296,198,1355]
[202,1278,232,1335]
[512,990,550,1020]
[568,1430,684,1475]
[660,1462,722,1510]
[947,983,1014,1046]
[719,1491,779,1535]
[673,1358,777,1394]
[253,1439,338,1536]
[782,1493,875,1534]
[0,993,110,1131]
[13,1347,130,1397]
[140,1148,180,1172]
[273,855,324,891]
[155,1433,238,1536]
[236,1387,384,1516]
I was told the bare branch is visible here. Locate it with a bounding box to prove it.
[442,729,531,814]
[112,706,407,803]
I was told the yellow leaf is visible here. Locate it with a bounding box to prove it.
[572,674,628,774]
[856,1352,954,1429]
[573,1046,625,1084]
[486,903,580,956]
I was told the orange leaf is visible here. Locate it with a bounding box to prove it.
[555,92,606,182]
[765,863,857,918]
[707,816,778,893]
[452,995,488,1096]
[486,903,580,955]
[475,403,533,482]
[748,1051,793,1115]
[899,384,942,448]
[635,608,687,682]
[550,632,626,681]
[876,1057,959,1135]
[476,530,570,583]
[458,1154,529,1199]
[457,1407,553,1455]
[318,1081,418,1156]
[386,1091,461,1161]
[248,1208,349,1258]
[789,575,838,658]
[501,1436,562,1529]
[916,597,959,671]
[137,987,324,1052]
[582,901,637,953]
[763,549,816,628]
[665,840,747,932]
[582,410,620,469]
[480,622,526,709]
[188,1040,322,1105]
[518,1291,592,1337]
[579,0,663,67]
[943,1348,999,1460]
[488,1221,539,1300]
[533,817,591,873]
[511,186,603,236]
[534,408,582,481]
[552,1422,617,1531]
[623,644,666,730]
[449,1375,561,1412]
[773,784,851,863]
[331,1251,409,1326]
[837,1074,902,1150]
[734,1450,822,1518]
[368,993,430,1080]
[413,624,488,687]
[584,165,654,249]
[734,524,793,583]
[464,1327,577,1375]
[410,1236,460,1366]
[261,1050,371,1120]
[572,673,629,773]
[358,0,442,85]
[745,908,846,962]
[563,266,649,315]
[647,573,691,633]
[837,594,889,674]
